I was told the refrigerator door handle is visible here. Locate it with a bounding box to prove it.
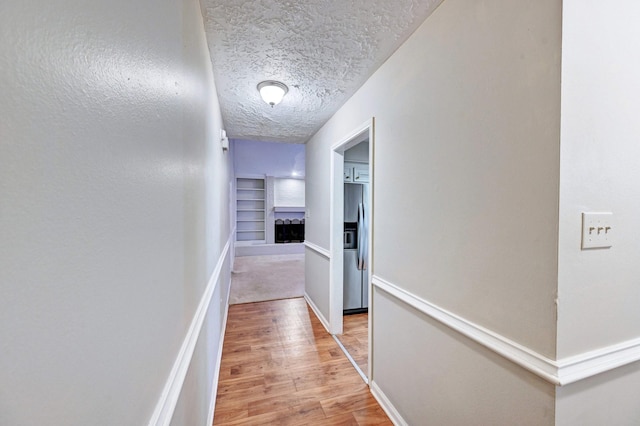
[356,202,366,270]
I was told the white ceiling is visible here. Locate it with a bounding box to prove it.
[201,0,443,144]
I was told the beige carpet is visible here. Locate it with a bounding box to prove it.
[229,254,305,305]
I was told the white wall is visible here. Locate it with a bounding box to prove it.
[274,178,305,207]
[558,0,640,357]
[556,1,640,423]
[345,141,369,163]
[305,0,561,422]
[0,0,233,425]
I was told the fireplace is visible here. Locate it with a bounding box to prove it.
[275,219,305,243]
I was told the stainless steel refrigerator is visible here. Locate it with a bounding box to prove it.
[343,183,368,313]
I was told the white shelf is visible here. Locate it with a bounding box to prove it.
[236,177,266,243]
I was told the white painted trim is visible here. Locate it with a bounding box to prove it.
[329,146,345,335]
[333,335,368,384]
[235,173,267,180]
[369,380,408,426]
[372,275,640,386]
[207,278,231,426]
[303,241,331,259]
[372,275,559,384]
[366,118,375,383]
[331,119,372,151]
[229,225,236,267]
[329,118,375,337]
[557,337,640,385]
[147,238,231,426]
[304,292,331,334]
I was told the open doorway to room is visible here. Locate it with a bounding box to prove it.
[230,140,306,305]
[329,119,374,383]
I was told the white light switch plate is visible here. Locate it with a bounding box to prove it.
[582,212,613,249]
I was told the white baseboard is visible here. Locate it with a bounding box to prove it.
[304,292,331,334]
[147,237,231,426]
[370,380,407,426]
[207,276,231,426]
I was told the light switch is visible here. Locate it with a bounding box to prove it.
[582,212,613,249]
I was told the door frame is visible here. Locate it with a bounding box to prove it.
[329,118,374,381]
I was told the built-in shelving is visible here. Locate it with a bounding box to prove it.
[236,177,266,242]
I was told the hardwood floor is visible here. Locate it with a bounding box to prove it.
[214,298,391,425]
[339,313,368,375]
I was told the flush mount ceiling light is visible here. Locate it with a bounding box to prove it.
[257,80,288,107]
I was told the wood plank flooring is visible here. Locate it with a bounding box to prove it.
[339,313,368,375]
[214,298,391,425]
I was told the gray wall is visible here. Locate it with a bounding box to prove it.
[0,0,234,424]
[556,361,640,426]
[374,289,555,425]
[304,249,331,324]
[306,0,640,422]
[368,0,561,358]
[345,141,370,163]
[304,123,333,321]
[305,0,561,422]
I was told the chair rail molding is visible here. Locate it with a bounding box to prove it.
[304,240,331,259]
[207,283,231,426]
[148,236,232,426]
[372,275,640,386]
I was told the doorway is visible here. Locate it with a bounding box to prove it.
[329,119,374,383]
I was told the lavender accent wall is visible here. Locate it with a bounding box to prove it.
[233,139,305,177]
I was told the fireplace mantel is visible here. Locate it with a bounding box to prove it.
[273,206,305,213]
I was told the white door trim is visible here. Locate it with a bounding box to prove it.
[329,118,375,382]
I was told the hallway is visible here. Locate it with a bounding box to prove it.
[5,0,640,424]
[213,298,391,425]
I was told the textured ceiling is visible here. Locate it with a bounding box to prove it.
[202,0,442,143]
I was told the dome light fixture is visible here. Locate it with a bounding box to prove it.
[257,80,288,107]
